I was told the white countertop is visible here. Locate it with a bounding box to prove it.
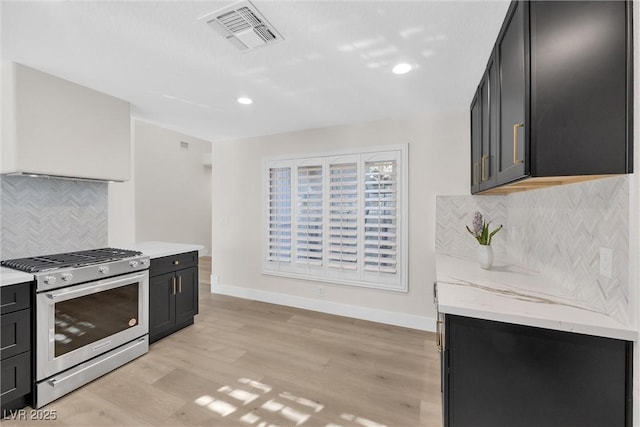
[0,266,34,288]
[119,241,205,259]
[436,253,637,341]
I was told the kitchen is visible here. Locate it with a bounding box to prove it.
[0,1,638,426]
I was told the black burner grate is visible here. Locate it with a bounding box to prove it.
[1,248,143,273]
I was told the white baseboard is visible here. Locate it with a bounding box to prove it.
[210,279,437,332]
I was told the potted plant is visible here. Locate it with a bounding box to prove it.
[466,211,502,269]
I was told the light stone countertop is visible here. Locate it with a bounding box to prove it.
[118,241,205,259]
[436,253,637,341]
[0,266,34,288]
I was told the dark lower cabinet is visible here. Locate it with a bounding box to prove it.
[442,315,632,427]
[149,252,199,343]
[1,282,32,413]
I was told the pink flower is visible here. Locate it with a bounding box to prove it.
[471,211,483,235]
[466,211,502,245]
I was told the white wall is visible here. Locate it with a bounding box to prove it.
[134,120,212,254]
[211,111,468,330]
[108,119,136,247]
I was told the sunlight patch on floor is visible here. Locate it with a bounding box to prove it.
[194,377,387,427]
[194,395,238,417]
[341,413,386,427]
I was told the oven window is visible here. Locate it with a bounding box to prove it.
[54,283,139,357]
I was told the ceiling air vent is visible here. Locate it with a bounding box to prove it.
[200,0,283,52]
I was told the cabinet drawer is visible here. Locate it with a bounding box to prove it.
[1,309,31,360]
[1,282,31,315]
[1,351,31,405]
[150,251,198,277]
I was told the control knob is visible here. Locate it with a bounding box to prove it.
[61,273,73,282]
[98,266,109,275]
[129,260,139,268]
[140,259,149,267]
[44,276,56,285]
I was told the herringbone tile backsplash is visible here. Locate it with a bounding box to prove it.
[436,195,508,258]
[436,176,630,324]
[0,176,108,259]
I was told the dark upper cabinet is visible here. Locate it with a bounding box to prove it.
[530,0,632,176]
[496,1,528,186]
[471,0,633,194]
[471,53,499,192]
[470,92,482,193]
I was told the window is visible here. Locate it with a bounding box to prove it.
[264,146,407,291]
[267,167,291,263]
[296,164,323,266]
[328,162,358,271]
[363,160,398,274]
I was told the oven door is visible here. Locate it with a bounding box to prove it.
[36,271,149,381]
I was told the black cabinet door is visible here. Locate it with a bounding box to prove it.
[479,54,498,191]
[1,283,30,315]
[496,1,528,185]
[175,266,198,325]
[1,309,30,360]
[1,351,31,411]
[444,315,631,427]
[149,272,176,339]
[470,91,482,194]
[530,0,631,176]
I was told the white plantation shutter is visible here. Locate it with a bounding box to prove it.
[363,160,397,274]
[267,167,292,263]
[296,165,323,266]
[328,162,358,270]
[264,146,406,291]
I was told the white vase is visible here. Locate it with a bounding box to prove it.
[477,244,493,270]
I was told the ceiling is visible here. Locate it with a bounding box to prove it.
[1,0,510,143]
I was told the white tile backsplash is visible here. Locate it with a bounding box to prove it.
[435,195,508,258]
[0,175,108,259]
[436,175,630,324]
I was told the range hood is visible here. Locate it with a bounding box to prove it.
[1,63,131,182]
[1,172,123,183]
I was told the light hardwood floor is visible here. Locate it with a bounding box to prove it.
[3,257,442,427]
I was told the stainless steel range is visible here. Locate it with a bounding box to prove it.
[2,248,150,408]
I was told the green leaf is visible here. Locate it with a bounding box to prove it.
[487,224,503,245]
[480,222,489,245]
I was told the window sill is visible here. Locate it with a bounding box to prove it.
[262,268,408,292]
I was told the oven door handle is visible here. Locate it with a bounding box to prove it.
[44,272,148,301]
[47,337,148,388]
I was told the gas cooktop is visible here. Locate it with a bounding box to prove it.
[1,248,143,273]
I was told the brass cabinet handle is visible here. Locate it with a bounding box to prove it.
[513,123,525,164]
[436,320,442,352]
[481,155,488,181]
[473,162,479,185]
[177,275,182,294]
[173,260,180,265]
[171,277,177,295]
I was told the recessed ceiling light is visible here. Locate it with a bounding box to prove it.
[392,63,413,75]
[237,97,253,105]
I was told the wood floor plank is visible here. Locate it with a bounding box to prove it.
[3,257,442,426]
